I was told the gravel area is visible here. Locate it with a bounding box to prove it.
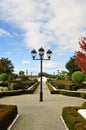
[0,81,85,130]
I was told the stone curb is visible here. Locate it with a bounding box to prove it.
[61,116,69,130]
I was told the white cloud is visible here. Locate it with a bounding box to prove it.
[0,28,11,37]
[22,60,30,65]
[0,0,86,53]
[43,60,61,70]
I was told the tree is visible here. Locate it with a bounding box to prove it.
[59,70,68,80]
[0,58,14,74]
[76,37,86,74]
[65,55,80,75]
[19,71,25,79]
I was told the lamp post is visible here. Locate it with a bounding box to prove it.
[31,47,52,102]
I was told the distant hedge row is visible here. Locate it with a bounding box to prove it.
[0,82,39,97]
[0,104,18,130]
[46,82,86,99]
[62,102,86,130]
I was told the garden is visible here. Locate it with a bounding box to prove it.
[46,71,86,99]
[0,73,39,97]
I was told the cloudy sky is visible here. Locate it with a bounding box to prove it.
[0,0,86,75]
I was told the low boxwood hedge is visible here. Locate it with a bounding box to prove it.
[46,82,86,99]
[62,104,86,130]
[0,104,18,130]
[82,102,86,107]
[0,82,39,97]
[46,82,55,91]
[80,92,86,99]
[60,90,80,97]
[24,82,39,94]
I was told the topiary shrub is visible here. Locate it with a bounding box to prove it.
[71,71,85,86]
[0,73,8,82]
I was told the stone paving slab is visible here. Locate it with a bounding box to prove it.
[0,81,85,130]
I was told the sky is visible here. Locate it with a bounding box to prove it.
[0,0,86,75]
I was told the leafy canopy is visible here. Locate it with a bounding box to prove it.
[65,55,80,75]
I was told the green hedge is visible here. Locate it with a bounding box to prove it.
[80,92,86,99]
[82,102,86,107]
[0,82,39,97]
[24,82,39,94]
[60,90,80,97]
[62,105,86,130]
[0,104,18,130]
[46,82,86,99]
[46,82,55,92]
[0,82,8,87]
[51,90,60,94]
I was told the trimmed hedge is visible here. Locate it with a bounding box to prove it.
[46,82,86,99]
[62,104,86,130]
[24,82,39,94]
[0,82,8,87]
[80,92,86,99]
[46,82,54,91]
[60,90,80,97]
[0,104,18,130]
[82,102,86,107]
[0,82,39,97]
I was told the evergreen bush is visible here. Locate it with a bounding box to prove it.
[0,73,8,82]
[72,71,85,85]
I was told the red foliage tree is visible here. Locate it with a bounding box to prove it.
[76,37,86,74]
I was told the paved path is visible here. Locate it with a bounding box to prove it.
[0,81,85,130]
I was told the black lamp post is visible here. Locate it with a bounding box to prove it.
[31,47,52,102]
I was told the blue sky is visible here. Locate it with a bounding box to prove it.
[0,0,86,75]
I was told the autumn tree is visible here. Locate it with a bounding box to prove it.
[76,37,86,74]
[0,58,14,74]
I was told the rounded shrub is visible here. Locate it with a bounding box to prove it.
[0,73,8,82]
[72,71,85,84]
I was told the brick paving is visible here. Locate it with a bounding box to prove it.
[0,81,85,130]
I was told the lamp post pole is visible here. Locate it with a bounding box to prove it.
[40,57,43,101]
[31,47,52,102]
